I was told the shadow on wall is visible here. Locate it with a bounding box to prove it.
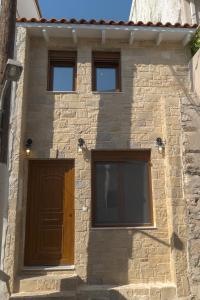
[15,38,57,284]
[170,64,200,115]
[86,50,134,285]
[86,47,187,287]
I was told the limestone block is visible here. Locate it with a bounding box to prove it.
[161,287,177,300]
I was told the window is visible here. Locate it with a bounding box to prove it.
[92,52,121,92]
[92,150,153,227]
[48,51,77,91]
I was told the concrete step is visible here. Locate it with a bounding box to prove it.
[17,274,77,293]
[10,291,76,300]
[12,281,177,300]
[76,283,177,300]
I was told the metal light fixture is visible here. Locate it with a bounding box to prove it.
[156,137,166,154]
[4,59,23,82]
[25,139,33,156]
[78,138,85,153]
[0,59,23,139]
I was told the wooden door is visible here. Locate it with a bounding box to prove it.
[24,160,74,266]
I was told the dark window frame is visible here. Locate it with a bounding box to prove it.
[91,150,153,228]
[92,52,121,92]
[47,51,77,91]
[0,84,11,163]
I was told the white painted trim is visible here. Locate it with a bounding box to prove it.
[129,31,135,45]
[16,22,196,35]
[182,33,192,46]
[156,32,163,46]
[101,29,106,44]
[42,29,49,43]
[72,29,77,44]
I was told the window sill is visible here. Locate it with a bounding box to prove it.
[23,265,75,271]
[91,226,157,230]
[92,91,124,94]
[46,91,78,94]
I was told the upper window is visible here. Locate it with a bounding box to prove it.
[92,150,153,227]
[48,51,77,91]
[92,52,121,92]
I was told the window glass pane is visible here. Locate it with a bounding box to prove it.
[94,159,150,226]
[122,161,149,224]
[95,163,119,224]
[52,66,73,91]
[96,68,116,92]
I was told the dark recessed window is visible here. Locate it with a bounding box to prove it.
[92,52,121,92]
[48,51,77,91]
[92,150,153,227]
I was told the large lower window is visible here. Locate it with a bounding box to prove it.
[48,51,77,91]
[92,150,153,227]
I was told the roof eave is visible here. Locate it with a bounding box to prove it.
[16,21,197,46]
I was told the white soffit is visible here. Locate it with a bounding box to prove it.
[17,22,196,45]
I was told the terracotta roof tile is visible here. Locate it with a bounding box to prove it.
[16,18,198,29]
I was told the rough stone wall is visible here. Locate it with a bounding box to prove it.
[3,26,30,294]
[129,0,193,24]
[4,28,196,299]
[0,164,9,300]
[194,0,200,23]
[190,50,200,98]
[181,49,200,299]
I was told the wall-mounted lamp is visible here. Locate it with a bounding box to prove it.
[78,138,86,153]
[156,137,166,154]
[4,59,23,82]
[25,139,32,156]
[0,60,23,150]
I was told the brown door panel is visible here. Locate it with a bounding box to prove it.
[24,160,74,266]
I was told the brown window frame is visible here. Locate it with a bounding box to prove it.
[47,51,77,91]
[91,150,153,228]
[92,52,121,92]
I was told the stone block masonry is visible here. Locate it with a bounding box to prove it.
[3,27,200,299]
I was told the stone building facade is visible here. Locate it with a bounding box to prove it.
[130,0,200,25]
[2,19,200,300]
[0,2,41,299]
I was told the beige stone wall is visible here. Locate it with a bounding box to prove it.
[3,27,30,294]
[5,27,195,299]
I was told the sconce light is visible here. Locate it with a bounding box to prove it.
[25,138,32,156]
[0,60,23,133]
[4,59,23,82]
[78,138,86,153]
[156,137,166,154]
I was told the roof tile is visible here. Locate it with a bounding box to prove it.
[16,18,198,29]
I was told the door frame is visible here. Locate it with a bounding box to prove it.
[23,159,75,268]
